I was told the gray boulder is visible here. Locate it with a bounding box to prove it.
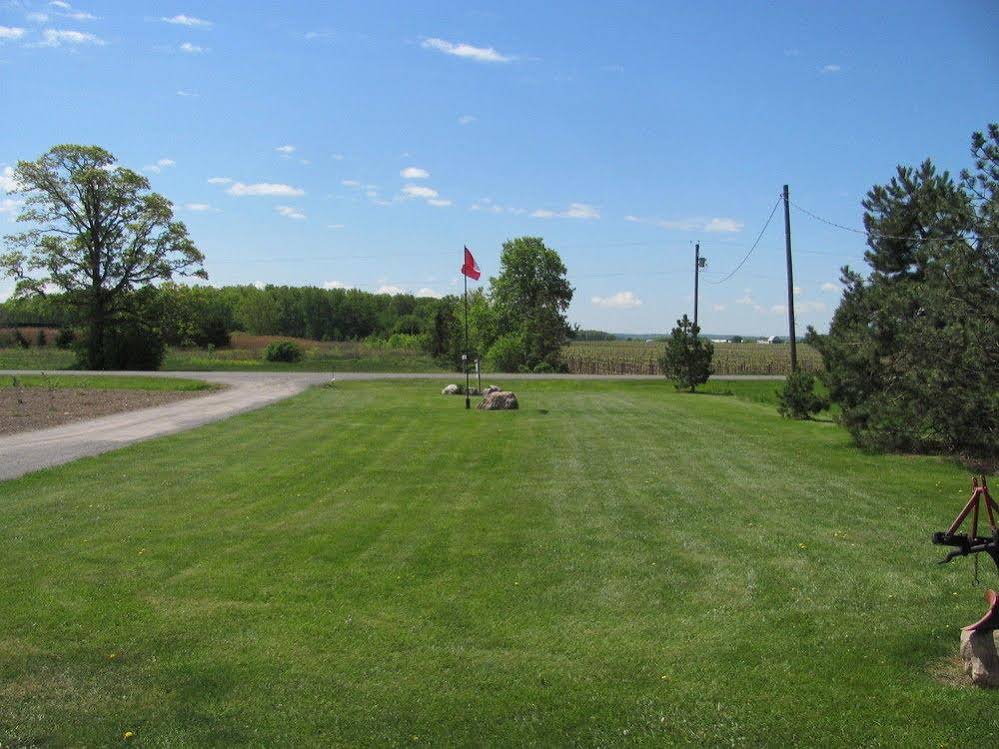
[477,390,519,410]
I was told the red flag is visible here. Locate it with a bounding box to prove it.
[461,246,481,280]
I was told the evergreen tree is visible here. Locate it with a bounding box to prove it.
[659,315,713,392]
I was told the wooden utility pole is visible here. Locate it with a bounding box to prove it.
[693,243,706,330]
[782,185,798,371]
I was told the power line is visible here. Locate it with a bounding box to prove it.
[706,196,783,285]
[790,200,987,243]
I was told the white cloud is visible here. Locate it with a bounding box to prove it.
[27,13,49,23]
[627,214,742,233]
[162,15,212,28]
[0,26,26,40]
[331,153,344,161]
[327,224,345,230]
[705,217,744,233]
[341,179,361,188]
[180,42,206,54]
[402,184,438,199]
[821,64,841,74]
[712,304,727,312]
[426,198,452,207]
[533,202,600,220]
[736,290,755,306]
[771,304,787,314]
[400,166,429,179]
[1,197,22,215]
[207,176,232,184]
[227,182,305,197]
[183,203,213,211]
[49,1,71,8]
[1,166,22,192]
[421,37,513,63]
[276,205,306,220]
[417,287,443,298]
[253,280,266,290]
[143,158,176,173]
[799,300,827,313]
[176,89,198,97]
[793,285,802,296]
[323,280,349,289]
[458,115,476,125]
[64,11,97,21]
[40,29,104,46]
[275,144,296,154]
[821,281,840,292]
[377,284,405,295]
[592,291,642,309]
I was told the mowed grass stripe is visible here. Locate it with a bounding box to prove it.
[0,380,994,746]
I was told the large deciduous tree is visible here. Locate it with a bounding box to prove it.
[810,125,999,463]
[490,236,574,371]
[1,145,206,368]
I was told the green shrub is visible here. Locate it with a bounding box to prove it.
[35,329,47,347]
[55,328,76,349]
[264,340,304,363]
[485,333,526,372]
[76,320,166,370]
[385,333,425,350]
[776,371,829,420]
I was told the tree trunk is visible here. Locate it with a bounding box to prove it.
[87,293,105,370]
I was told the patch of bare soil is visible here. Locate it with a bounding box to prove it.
[0,388,210,436]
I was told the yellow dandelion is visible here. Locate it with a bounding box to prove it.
[123,730,135,740]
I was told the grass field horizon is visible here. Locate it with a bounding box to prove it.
[1,380,992,746]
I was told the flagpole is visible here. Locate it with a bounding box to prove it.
[464,269,470,410]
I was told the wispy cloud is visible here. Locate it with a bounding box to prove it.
[176,89,198,97]
[592,291,642,309]
[0,26,25,41]
[1,166,22,192]
[458,114,476,125]
[207,176,232,184]
[276,205,306,220]
[49,1,71,8]
[421,37,513,63]
[821,281,840,292]
[821,64,841,74]
[327,224,345,230]
[625,214,742,233]
[39,29,104,46]
[26,13,48,23]
[161,15,212,28]
[143,158,175,174]
[402,184,438,199]
[532,202,600,220]
[183,202,214,212]
[179,42,206,54]
[323,280,349,289]
[377,284,405,295]
[417,287,442,298]
[470,198,526,215]
[275,144,296,154]
[226,182,305,197]
[400,166,429,179]
[426,198,452,207]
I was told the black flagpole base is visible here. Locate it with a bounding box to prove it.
[465,396,470,409]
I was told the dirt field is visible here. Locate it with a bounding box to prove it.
[0,387,208,436]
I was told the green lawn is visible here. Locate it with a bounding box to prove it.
[0,381,992,746]
[1,374,216,392]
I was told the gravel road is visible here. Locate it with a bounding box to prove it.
[0,370,782,481]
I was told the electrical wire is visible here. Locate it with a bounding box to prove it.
[790,200,986,243]
[705,196,783,285]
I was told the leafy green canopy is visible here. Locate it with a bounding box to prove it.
[810,125,999,462]
[659,314,714,392]
[1,145,206,368]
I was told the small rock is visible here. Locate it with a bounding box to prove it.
[476,390,519,410]
[441,384,461,395]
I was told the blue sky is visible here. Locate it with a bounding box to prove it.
[1,1,996,334]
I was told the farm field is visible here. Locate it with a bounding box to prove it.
[0,332,446,373]
[564,340,823,376]
[0,380,991,746]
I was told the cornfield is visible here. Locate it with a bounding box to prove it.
[563,341,823,376]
